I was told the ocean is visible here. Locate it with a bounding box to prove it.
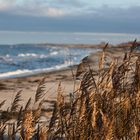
[0,44,99,79]
[0,31,140,79]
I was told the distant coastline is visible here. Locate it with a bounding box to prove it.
[1,40,140,49]
[0,31,140,45]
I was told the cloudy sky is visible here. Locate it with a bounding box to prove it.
[0,0,140,33]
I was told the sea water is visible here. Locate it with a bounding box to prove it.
[0,44,99,79]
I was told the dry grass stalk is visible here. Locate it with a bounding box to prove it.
[99,43,108,70]
[10,90,22,112]
[24,97,32,111]
[0,100,6,109]
[22,110,34,140]
[39,125,47,140]
[35,77,46,103]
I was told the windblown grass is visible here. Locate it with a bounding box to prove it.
[0,40,140,139]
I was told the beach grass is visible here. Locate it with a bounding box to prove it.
[0,41,140,139]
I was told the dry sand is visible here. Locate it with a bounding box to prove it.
[0,68,79,109]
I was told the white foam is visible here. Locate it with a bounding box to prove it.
[0,69,31,79]
[17,53,48,59]
[0,62,74,79]
[17,51,61,59]
[18,53,38,57]
[6,54,10,58]
[0,56,13,62]
[50,51,58,55]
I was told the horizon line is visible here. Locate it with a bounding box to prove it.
[0,30,140,36]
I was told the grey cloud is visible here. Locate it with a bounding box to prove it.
[86,6,140,20]
[45,0,85,7]
[0,6,140,33]
[0,0,87,17]
[3,1,67,17]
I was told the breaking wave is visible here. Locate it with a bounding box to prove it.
[0,44,99,79]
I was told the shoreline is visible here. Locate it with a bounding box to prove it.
[0,40,138,80]
[0,41,139,110]
[0,64,77,80]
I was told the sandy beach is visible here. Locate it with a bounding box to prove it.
[0,41,140,139]
[0,67,80,110]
